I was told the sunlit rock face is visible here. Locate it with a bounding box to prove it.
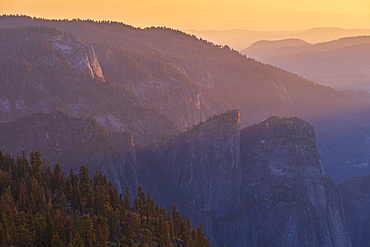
[339,175,370,247]
[51,35,105,81]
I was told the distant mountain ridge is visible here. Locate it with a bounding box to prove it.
[1,16,370,184]
[186,27,370,50]
[242,36,370,92]
[242,38,311,60]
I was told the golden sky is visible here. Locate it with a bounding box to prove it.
[1,0,369,30]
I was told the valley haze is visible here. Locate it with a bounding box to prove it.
[0,12,369,247]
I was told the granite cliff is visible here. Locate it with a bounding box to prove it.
[139,110,241,240]
[138,113,352,246]
[51,35,105,81]
[225,117,352,247]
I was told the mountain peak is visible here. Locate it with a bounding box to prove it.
[258,116,316,140]
[184,109,240,138]
[241,116,322,173]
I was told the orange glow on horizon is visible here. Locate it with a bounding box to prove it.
[1,0,369,31]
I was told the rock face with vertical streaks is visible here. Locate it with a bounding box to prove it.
[52,35,105,81]
[224,116,352,247]
[139,110,241,240]
[139,114,352,247]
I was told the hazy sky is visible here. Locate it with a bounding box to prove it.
[1,0,370,30]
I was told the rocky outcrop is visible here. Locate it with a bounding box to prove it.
[140,113,352,247]
[0,111,139,193]
[52,35,105,81]
[226,116,352,247]
[139,110,241,239]
[339,175,370,247]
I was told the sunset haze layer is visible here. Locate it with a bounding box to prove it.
[1,0,369,30]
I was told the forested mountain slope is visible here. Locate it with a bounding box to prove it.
[0,151,210,246]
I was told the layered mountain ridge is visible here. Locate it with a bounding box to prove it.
[0,17,369,247]
[242,36,370,92]
[0,109,359,246]
[1,17,369,183]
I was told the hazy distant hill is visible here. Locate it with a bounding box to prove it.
[242,36,370,92]
[186,27,370,50]
[1,15,370,184]
[242,38,311,60]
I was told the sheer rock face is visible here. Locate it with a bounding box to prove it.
[51,35,105,81]
[139,110,241,239]
[223,116,352,247]
[0,111,138,193]
[138,114,352,247]
[0,109,355,247]
[339,175,370,247]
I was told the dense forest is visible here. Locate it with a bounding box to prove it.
[0,150,211,246]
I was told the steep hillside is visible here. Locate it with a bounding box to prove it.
[138,110,241,242]
[0,151,210,247]
[0,111,139,194]
[93,44,214,129]
[0,27,178,146]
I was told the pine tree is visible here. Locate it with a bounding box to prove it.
[51,233,64,247]
[78,165,92,202]
[124,187,131,210]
